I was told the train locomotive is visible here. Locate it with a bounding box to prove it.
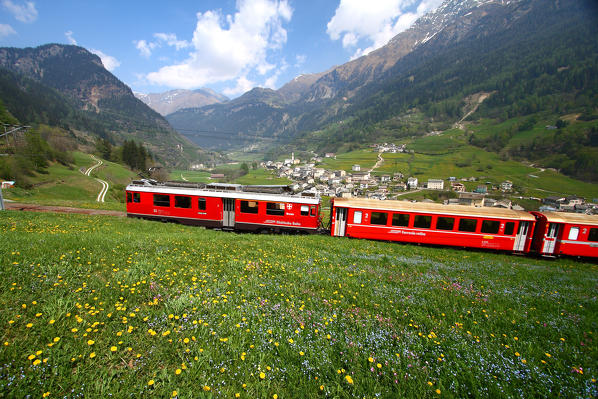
[126,180,598,258]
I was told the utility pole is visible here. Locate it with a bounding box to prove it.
[0,186,4,211]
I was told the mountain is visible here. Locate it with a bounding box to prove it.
[134,88,229,116]
[167,0,598,156]
[0,44,206,165]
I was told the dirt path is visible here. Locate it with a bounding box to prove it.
[4,202,126,217]
[368,152,384,172]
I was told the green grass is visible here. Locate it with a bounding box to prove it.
[4,152,134,211]
[233,169,292,185]
[317,150,379,172]
[1,211,596,398]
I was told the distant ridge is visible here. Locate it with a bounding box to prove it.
[135,88,229,116]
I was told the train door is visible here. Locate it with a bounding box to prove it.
[223,198,235,228]
[541,223,560,254]
[513,221,530,252]
[334,207,347,236]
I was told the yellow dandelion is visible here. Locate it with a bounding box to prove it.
[148,379,155,386]
[26,323,33,328]
[345,375,353,384]
[33,359,41,366]
[436,389,441,394]
[53,337,60,343]
[175,368,182,375]
[43,392,50,398]
[368,357,374,363]
[259,372,266,380]
[377,363,382,369]
[273,395,278,399]
[110,346,117,352]
[203,386,210,391]
[87,340,94,346]
[299,351,304,356]
[89,352,96,358]
[428,381,434,386]
[172,391,177,397]
[288,338,294,344]
[28,354,36,360]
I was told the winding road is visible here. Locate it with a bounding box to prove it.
[82,154,109,203]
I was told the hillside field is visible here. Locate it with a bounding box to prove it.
[1,211,596,398]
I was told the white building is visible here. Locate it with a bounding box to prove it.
[352,164,361,172]
[427,179,444,190]
[407,177,418,189]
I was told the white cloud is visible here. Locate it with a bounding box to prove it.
[0,23,16,38]
[223,75,256,97]
[2,0,37,23]
[327,0,443,58]
[144,0,292,91]
[153,33,190,50]
[90,49,121,72]
[65,30,77,45]
[134,39,157,58]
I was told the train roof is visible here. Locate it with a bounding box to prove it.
[333,198,535,221]
[126,180,320,204]
[537,211,598,226]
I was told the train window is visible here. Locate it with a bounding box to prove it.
[588,228,598,242]
[126,192,132,203]
[414,215,432,229]
[392,213,410,227]
[174,196,191,209]
[198,198,206,210]
[568,227,579,240]
[153,194,170,207]
[133,193,140,203]
[353,211,362,224]
[458,218,477,232]
[240,200,259,214]
[371,212,388,225]
[266,202,285,216]
[481,220,500,234]
[301,205,309,216]
[310,206,317,216]
[504,222,515,235]
[436,217,455,230]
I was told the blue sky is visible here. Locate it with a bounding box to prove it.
[0,0,442,98]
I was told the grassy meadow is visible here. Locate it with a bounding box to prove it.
[1,211,596,398]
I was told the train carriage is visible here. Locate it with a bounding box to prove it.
[125,180,320,233]
[531,212,598,257]
[331,198,536,253]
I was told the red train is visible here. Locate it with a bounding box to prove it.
[125,180,320,233]
[125,181,598,258]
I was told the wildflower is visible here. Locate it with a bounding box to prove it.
[368,357,374,363]
[172,391,177,397]
[345,375,353,384]
[436,389,441,394]
[175,369,182,375]
[110,346,117,352]
[89,352,96,358]
[53,337,60,343]
[148,380,155,386]
[33,359,41,366]
[203,386,210,391]
[545,353,551,358]
[87,340,94,346]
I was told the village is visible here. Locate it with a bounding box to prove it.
[261,143,597,214]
